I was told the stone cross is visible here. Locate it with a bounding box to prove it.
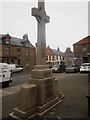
[32,0,50,65]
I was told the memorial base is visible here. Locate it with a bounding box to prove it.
[37,93,64,116]
[9,93,64,120]
[9,65,64,119]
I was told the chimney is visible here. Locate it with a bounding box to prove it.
[57,47,60,51]
[23,34,28,40]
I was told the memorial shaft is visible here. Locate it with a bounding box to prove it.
[32,0,50,65]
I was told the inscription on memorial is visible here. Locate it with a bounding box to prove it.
[43,71,51,77]
[46,89,53,99]
[44,79,53,84]
[44,79,53,99]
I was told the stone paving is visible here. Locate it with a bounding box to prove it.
[1,73,89,119]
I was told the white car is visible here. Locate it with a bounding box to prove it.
[0,63,12,87]
[80,63,90,73]
[8,64,23,72]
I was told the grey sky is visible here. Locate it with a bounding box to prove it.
[0,1,88,52]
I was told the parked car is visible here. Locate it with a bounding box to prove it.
[8,64,23,73]
[65,64,80,73]
[0,63,12,87]
[51,64,66,73]
[80,63,90,73]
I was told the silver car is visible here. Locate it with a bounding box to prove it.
[65,64,80,73]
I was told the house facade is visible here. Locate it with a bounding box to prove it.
[46,46,64,67]
[73,36,90,66]
[46,46,55,67]
[63,47,74,65]
[0,34,36,70]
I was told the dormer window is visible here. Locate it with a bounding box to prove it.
[26,43,29,47]
[5,34,11,44]
[6,38,10,44]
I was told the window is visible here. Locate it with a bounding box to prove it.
[6,38,10,44]
[57,56,58,60]
[26,59,29,67]
[46,55,48,60]
[52,56,54,60]
[6,47,10,54]
[26,49,29,56]
[49,55,51,61]
[81,44,86,51]
[6,59,10,64]
[11,59,14,64]
[17,48,21,55]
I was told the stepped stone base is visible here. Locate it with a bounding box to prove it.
[9,65,64,119]
[9,93,64,120]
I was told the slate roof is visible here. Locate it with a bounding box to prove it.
[0,34,35,48]
[51,49,63,56]
[63,47,74,57]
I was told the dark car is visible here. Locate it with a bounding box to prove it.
[65,64,80,73]
[51,64,66,73]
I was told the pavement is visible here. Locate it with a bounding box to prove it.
[42,73,89,119]
[1,72,90,119]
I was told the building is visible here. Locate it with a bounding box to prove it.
[0,34,36,70]
[51,47,64,65]
[46,46,55,67]
[46,46,64,67]
[73,36,90,66]
[63,47,74,65]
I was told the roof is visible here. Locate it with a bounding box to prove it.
[51,49,63,56]
[63,47,74,57]
[0,34,35,48]
[46,47,55,56]
[73,36,90,45]
[46,46,64,56]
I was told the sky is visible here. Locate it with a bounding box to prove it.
[0,0,88,52]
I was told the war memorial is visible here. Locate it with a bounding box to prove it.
[9,0,64,119]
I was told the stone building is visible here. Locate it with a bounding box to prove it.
[63,47,74,65]
[0,34,36,70]
[73,36,90,66]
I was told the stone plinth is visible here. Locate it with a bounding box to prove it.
[17,84,37,112]
[31,68,52,79]
[9,65,64,119]
[28,65,64,115]
[28,77,56,106]
[9,84,37,119]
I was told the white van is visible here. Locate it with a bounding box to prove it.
[0,63,12,87]
[8,64,23,73]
